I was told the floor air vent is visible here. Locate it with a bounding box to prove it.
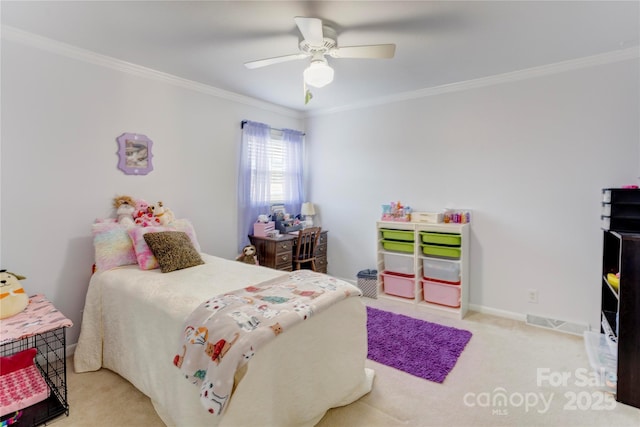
[526,314,588,336]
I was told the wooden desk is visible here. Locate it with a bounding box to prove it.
[249,230,328,273]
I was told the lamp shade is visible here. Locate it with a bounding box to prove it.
[303,59,334,88]
[301,202,316,216]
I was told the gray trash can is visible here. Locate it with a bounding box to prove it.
[357,269,378,299]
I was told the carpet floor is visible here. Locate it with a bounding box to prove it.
[50,297,640,427]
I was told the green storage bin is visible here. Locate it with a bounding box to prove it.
[382,239,414,253]
[420,232,461,246]
[421,244,461,259]
[380,229,414,242]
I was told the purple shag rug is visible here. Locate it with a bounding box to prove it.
[366,306,472,383]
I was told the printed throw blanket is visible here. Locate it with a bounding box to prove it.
[173,269,362,416]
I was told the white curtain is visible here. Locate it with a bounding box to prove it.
[238,121,305,252]
[280,127,305,216]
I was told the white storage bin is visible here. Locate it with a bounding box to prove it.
[412,211,443,223]
[583,331,617,391]
[422,258,460,284]
[383,253,415,276]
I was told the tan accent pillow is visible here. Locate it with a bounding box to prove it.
[143,231,204,273]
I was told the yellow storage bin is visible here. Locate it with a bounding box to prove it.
[421,244,461,259]
[382,239,414,253]
[380,229,414,242]
[420,232,461,246]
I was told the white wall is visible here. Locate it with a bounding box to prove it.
[306,58,639,328]
[0,39,303,344]
[2,33,638,346]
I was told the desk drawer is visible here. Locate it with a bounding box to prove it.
[275,240,293,254]
[275,251,292,270]
[316,256,328,274]
[316,242,327,257]
[275,239,293,270]
[318,232,328,246]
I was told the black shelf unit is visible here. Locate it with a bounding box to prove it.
[599,188,640,408]
[601,188,640,232]
[600,230,640,409]
[0,326,69,426]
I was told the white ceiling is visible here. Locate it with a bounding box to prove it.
[2,1,639,113]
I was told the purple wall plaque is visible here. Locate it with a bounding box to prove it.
[117,133,153,175]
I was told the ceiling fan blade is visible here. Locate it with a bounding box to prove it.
[294,16,324,46]
[244,53,309,69]
[329,44,396,59]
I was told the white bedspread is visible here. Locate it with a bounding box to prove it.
[74,254,374,426]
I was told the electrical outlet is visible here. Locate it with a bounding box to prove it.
[527,289,538,304]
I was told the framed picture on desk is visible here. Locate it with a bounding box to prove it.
[271,204,286,218]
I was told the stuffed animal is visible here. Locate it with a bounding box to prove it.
[151,201,175,226]
[113,195,136,226]
[0,270,29,319]
[236,245,259,265]
[134,199,161,227]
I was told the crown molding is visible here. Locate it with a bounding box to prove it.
[308,46,640,117]
[1,26,303,119]
[3,26,637,119]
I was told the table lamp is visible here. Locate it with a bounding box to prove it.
[301,202,316,227]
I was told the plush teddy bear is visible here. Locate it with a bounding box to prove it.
[134,199,161,227]
[113,195,136,226]
[236,245,259,265]
[150,201,175,226]
[0,270,29,319]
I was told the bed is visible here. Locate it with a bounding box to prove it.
[74,231,374,427]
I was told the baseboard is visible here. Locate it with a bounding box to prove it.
[468,303,526,322]
[342,276,589,333]
[469,304,588,336]
[525,314,588,336]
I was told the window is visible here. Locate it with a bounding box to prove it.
[247,130,288,204]
[238,121,305,250]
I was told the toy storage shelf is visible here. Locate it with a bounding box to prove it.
[597,188,640,409]
[601,188,640,232]
[376,221,470,319]
[0,295,71,426]
[599,230,640,409]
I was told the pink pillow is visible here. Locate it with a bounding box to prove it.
[128,226,171,270]
[171,219,202,252]
[128,219,201,270]
[92,222,137,271]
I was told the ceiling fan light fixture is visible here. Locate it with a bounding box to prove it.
[304,59,334,88]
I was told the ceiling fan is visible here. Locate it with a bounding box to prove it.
[244,17,396,91]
